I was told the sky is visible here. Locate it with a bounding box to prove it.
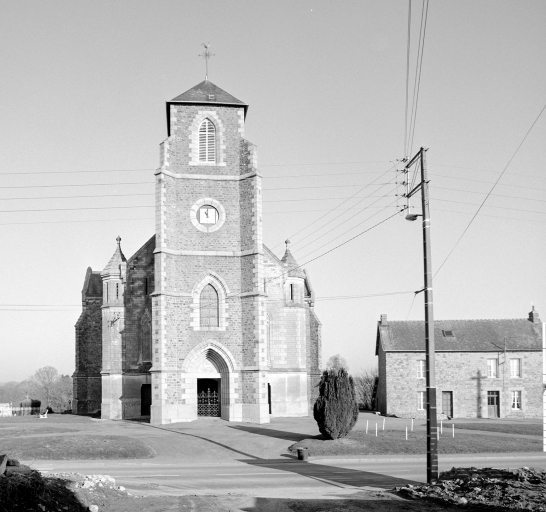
[0,1,545,382]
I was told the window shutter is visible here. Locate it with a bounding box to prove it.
[199,119,216,163]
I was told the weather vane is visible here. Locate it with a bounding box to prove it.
[199,43,215,81]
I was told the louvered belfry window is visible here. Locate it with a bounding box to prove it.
[200,284,219,327]
[198,118,216,162]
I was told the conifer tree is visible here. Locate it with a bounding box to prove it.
[313,368,359,440]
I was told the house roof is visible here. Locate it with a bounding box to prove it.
[376,314,542,354]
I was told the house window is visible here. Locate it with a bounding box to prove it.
[198,118,216,162]
[511,390,522,410]
[417,391,425,410]
[510,359,521,378]
[200,284,219,328]
[290,284,294,301]
[116,283,119,299]
[487,359,498,378]
[417,360,426,379]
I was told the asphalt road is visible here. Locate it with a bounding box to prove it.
[37,453,546,499]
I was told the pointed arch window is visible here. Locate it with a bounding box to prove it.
[140,311,152,363]
[198,118,216,163]
[200,284,219,327]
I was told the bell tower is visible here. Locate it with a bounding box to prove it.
[150,80,270,424]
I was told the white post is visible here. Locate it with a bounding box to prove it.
[452,424,454,438]
[375,423,377,436]
[406,426,408,440]
[383,417,385,430]
[441,420,443,434]
[366,420,369,434]
[411,418,414,431]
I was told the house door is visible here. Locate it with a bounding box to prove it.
[487,391,500,418]
[442,391,453,417]
[141,384,151,416]
[197,378,220,417]
[268,384,272,414]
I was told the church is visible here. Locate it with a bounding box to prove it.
[73,79,322,425]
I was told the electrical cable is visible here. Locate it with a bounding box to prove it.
[288,175,400,249]
[433,101,546,278]
[404,0,412,157]
[270,163,398,250]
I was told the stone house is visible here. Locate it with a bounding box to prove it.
[73,80,322,425]
[376,308,544,419]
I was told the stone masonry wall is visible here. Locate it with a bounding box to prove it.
[73,297,102,414]
[123,236,155,373]
[383,350,542,419]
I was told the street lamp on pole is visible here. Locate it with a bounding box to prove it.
[403,147,438,483]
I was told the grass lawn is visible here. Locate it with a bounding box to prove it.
[288,429,542,457]
[0,435,156,460]
[0,426,77,437]
[448,422,542,436]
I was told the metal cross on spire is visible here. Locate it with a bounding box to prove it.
[199,43,215,81]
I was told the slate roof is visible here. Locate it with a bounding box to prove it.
[102,238,126,276]
[170,80,247,107]
[281,243,306,279]
[86,272,103,297]
[376,316,542,354]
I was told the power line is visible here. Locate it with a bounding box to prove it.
[407,0,430,156]
[271,164,398,250]
[433,102,546,278]
[431,197,546,215]
[289,177,400,250]
[298,198,401,260]
[404,0,412,157]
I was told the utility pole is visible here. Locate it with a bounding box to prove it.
[404,147,438,482]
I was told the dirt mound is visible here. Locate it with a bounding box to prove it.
[396,466,546,511]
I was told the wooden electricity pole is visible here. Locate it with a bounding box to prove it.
[404,147,438,482]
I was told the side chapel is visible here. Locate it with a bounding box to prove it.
[73,80,322,424]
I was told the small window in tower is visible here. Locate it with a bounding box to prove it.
[290,284,294,301]
[116,283,119,299]
[198,118,216,163]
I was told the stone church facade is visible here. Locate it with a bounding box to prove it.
[73,80,322,425]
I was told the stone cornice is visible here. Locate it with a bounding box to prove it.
[155,169,260,181]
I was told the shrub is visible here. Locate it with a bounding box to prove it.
[313,368,359,440]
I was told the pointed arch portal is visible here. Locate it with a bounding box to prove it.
[182,340,238,420]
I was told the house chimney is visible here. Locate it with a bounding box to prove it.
[528,306,541,323]
[380,314,388,326]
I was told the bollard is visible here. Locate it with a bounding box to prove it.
[405,426,408,440]
[297,447,309,461]
[411,418,414,432]
[452,424,455,438]
[382,417,385,430]
[441,420,443,434]
[375,423,377,436]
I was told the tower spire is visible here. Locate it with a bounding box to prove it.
[198,43,215,81]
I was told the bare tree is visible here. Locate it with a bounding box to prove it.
[325,354,349,372]
[353,366,378,410]
[31,366,58,408]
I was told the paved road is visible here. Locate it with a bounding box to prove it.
[37,453,546,499]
